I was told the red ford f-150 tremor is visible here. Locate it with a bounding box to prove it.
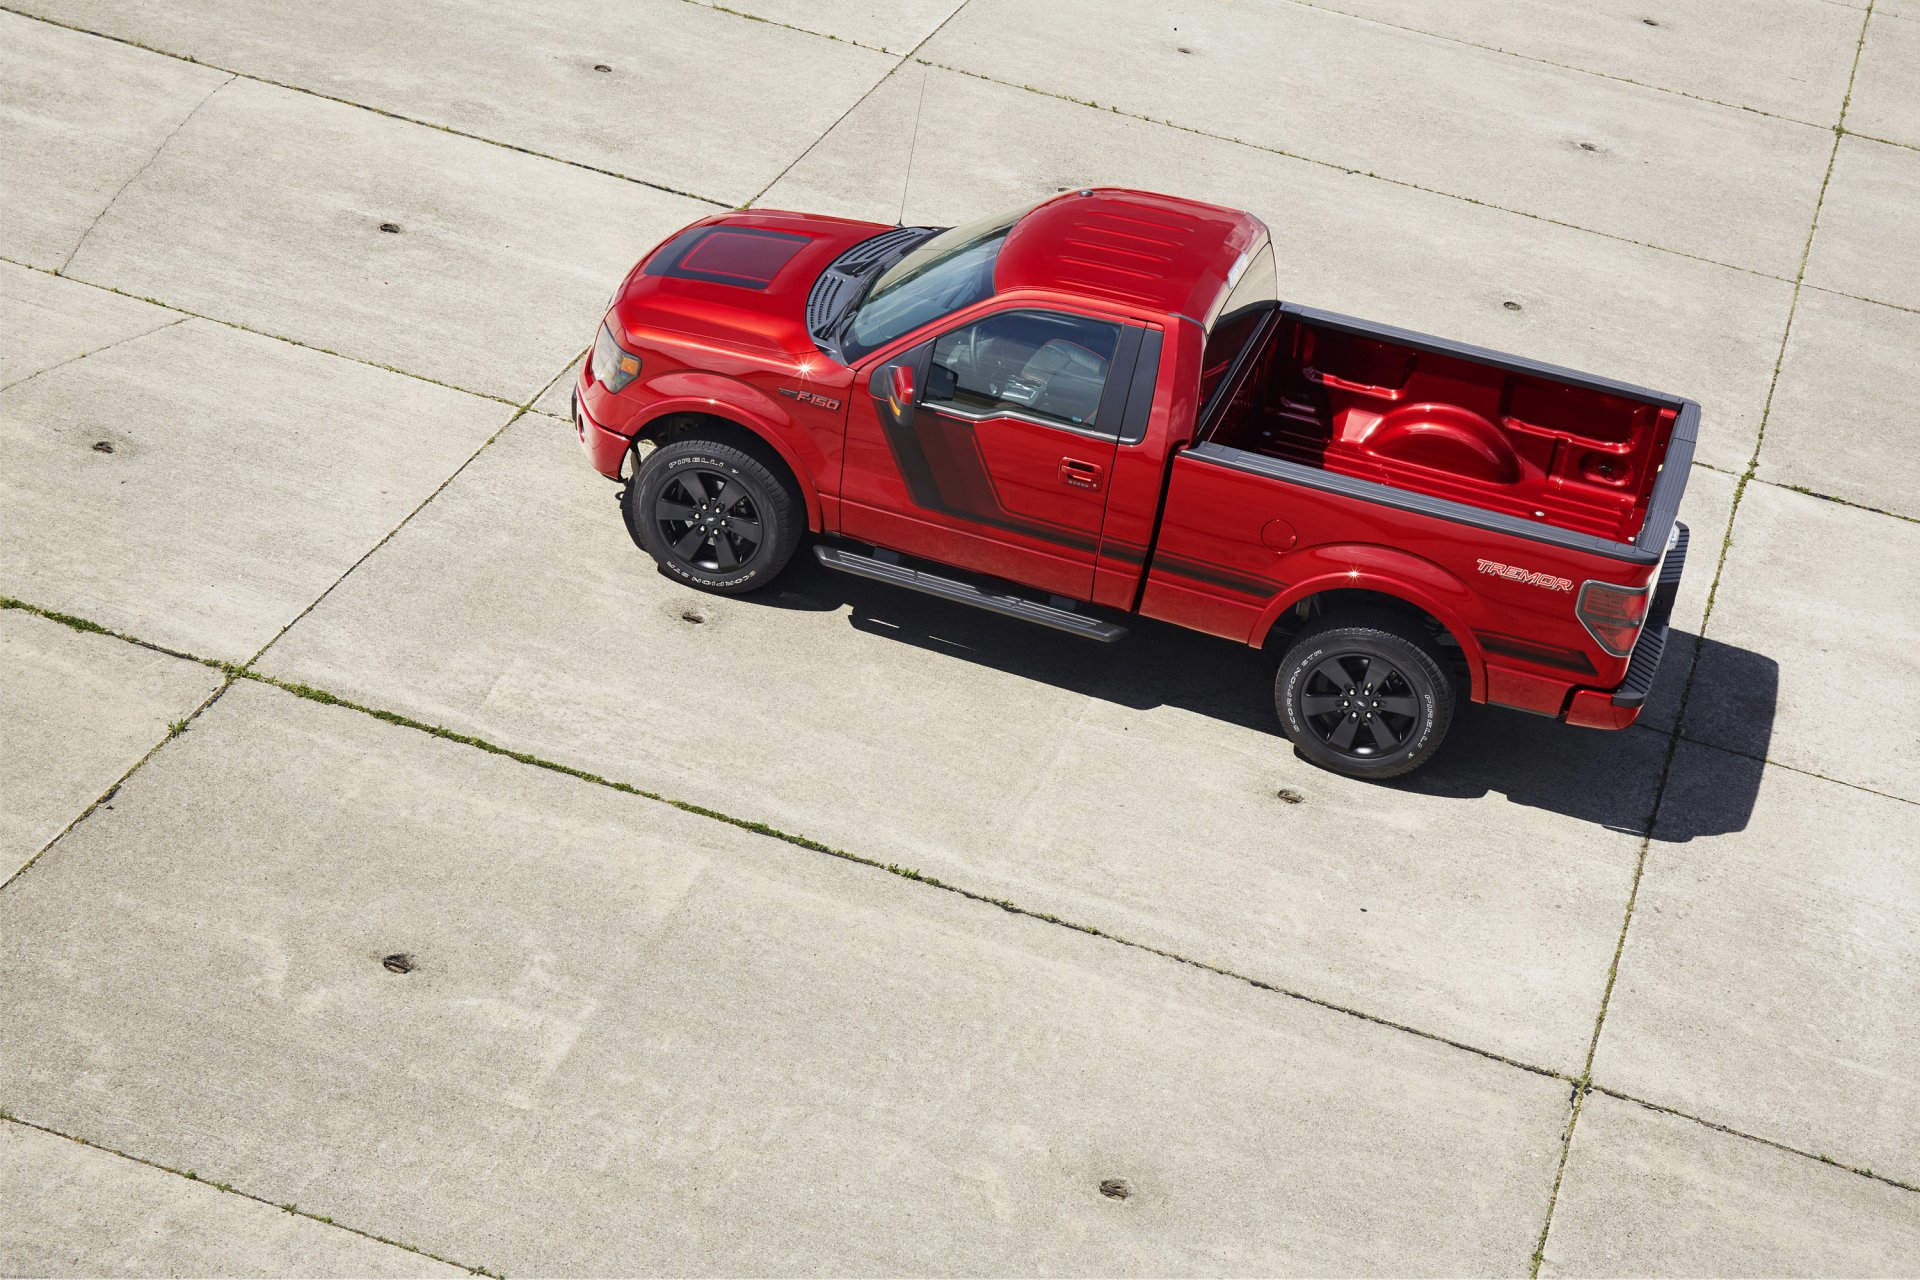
[571,188,1694,778]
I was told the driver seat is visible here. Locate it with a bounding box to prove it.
[1016,339,1107,425]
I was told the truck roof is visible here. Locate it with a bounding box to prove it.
[993,188,1268,323]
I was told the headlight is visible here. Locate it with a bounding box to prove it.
[590,322,642,394]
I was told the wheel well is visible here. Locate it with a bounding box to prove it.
[632,410,761,458]
[1263,588,1466,666]
[628,412,805,507]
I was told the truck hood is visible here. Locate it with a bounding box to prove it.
[607,209,894,363]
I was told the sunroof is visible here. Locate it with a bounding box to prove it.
[643,226,810,289]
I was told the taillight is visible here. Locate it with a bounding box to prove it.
[1577,579,1652,657]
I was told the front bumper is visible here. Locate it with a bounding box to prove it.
[574,388,630,479]
[1565,522,1689,729]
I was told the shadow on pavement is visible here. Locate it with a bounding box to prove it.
[1402,636,1775,842]
[747,551,1777,841]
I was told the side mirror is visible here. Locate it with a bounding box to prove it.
[889,363,916,409]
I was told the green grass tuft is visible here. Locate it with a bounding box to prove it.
[1,595,111,635]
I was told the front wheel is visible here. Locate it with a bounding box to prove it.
[1275,610,1456,780]
[625,435,802,594]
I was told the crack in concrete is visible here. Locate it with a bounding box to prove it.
[682,0,1850,133]
[3,1,1913,1264]
[0,597,1578,1086]
[909,57,1809,286]
[55,74,235,277]
[0,253,523,408]
[239,409,533,672]
[0,6,733,212]
[676,0,900,55]
[1261,0,1847,132]
[0,380,562,893]
[218,668,1589,1086]
[1587,1085,1920,1195]
[0,315,186,396]
[1524,5,1882,1272]
[0,671,235,897]
[743,0,977,209]
[4,592,1917,1250]
[1803,279,1920,316]
[11,1,1866,336]
[0,1114,496,1276]
[1762,481,1919,525]
[237,351,582,671]
[1846,126,1920,154]
[1666,731,1920,807]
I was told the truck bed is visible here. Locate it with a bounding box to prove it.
[1197,304,1696,551]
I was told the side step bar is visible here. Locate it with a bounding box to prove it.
[814,545,1129,644]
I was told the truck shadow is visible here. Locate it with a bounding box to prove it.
[1397,633,1777,842]
[751,551,1776,841]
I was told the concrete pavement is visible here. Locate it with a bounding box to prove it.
[3,0,1917,1273]
[0,681,1568,1275]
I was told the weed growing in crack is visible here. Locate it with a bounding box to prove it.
[1,596,110,634]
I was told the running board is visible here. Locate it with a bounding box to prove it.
[813,546,1128,644]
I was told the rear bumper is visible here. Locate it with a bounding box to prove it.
[574,388,630,479]
[1565,521,1689,729]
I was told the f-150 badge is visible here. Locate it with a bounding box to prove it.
[778,388,840,410]
[1476,559,1574,592]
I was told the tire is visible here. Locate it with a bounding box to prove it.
[1275,609,1456,780]
[624,434,803,595]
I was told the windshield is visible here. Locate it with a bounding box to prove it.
[842,200,1038,360]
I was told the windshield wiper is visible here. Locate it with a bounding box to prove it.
[817,227,939,357]
[826,260,891,352]
[830,273,877,342]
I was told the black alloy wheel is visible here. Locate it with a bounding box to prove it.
[1297,652,1423,759]
[625,434,803,595]
[654,467,763,575]
[1275,609,1456,779]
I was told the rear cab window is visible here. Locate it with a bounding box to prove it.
[1198,239,1279,409]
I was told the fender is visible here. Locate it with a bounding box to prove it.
[627,371,826,531]
[1254,543,1487,701]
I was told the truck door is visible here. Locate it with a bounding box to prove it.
[840,307,1143,600]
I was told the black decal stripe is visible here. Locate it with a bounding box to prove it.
[876,408,1100,554]
[1476,632,1599,675]
[878,410,951,514]
[1151,554,1280,598]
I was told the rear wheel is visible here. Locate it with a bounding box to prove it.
[1275,610,1455,779]
[625,435,802,594]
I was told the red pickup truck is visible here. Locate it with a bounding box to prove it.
[572,188,1694,778]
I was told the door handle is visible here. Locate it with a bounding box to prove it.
[1059,458,1104,490]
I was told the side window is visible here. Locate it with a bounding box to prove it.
[926,310,1121,430]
